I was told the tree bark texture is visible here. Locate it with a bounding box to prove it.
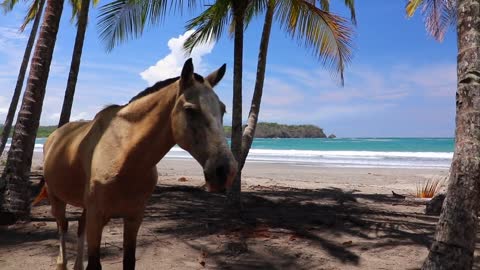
[228,0,248,206]
[1,0,64,220]
[58,0,90,128]
[0,0,46,157]
[240,0,274,170]
[422,1,480,269]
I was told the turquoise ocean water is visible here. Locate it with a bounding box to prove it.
[16,137,453,169]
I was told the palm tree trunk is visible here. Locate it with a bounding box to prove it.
[422,0,480,269]
[240,0,274,169]
[228,0,248,206]
[58,0,89,128]
[0,0,46,156]
[1,0,64,221]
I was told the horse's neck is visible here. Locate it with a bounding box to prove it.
[116,85,178,172]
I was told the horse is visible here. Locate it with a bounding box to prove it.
[37,59,237,270]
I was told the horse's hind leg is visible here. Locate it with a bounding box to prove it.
[50,195,68,270]
[74,209,86,270]
[123,214,143,270]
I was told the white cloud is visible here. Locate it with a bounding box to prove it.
[140,30,215,85]
[262,77,304,106]
[396,64,456,97]
[0,96,9,116]
[0,26,27,86]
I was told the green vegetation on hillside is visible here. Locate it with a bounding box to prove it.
[0,125,56,138]
[1,123,329,139]
[224,122,327,138]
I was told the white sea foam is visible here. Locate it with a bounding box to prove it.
[14,142,452,169]
[165,146,452,169]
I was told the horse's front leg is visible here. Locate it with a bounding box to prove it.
[123,214,144,270]
[86,208,107,270]
[74,209,86,270]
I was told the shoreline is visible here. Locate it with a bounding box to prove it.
[28,153,449,196]
[5,136,455,170]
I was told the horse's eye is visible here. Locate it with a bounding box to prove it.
[184,102,199,114]
[185,107,198,115]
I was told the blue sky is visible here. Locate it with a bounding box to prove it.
[0,1,457,137]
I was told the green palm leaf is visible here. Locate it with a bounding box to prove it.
[97,0,149,51]
[183,0,232,53]
[316,0,356,24]
[343,0,356,24]
[97,0,205,51]
[1,0,20,12]
[276,0,354,83]
[406,0,456,41]
[20,0,43,31]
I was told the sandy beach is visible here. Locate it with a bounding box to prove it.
[1,153,463,269]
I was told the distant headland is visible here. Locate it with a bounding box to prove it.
[224,122,329,138]
[1,122,333,139]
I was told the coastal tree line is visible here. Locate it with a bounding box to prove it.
[0,122,330,138]
[0,0,479,269]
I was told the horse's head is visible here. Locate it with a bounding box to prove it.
[171,59,237,193]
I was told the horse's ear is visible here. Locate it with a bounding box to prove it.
[180,58,194,89]
[205,64,226,88]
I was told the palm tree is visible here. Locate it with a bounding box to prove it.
[97,0,207,51]
[96,0,354,207]
[229,0,248,205]
[0,0,46,156]
[58,0,91,127]
[184,0,354,205]
[1,0,65,221]
[407,0,480,269]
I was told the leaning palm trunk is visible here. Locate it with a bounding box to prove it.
[0,0,46,156]
[240,0,274,168]
[58,0,90,128]
[228,0,248,206]
[422,0,480,269]
[1,0,64,221]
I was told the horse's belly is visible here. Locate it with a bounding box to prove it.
[44,152,86,207]
[90,169,158,218]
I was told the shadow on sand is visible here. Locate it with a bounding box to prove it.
[143,184,437,269]
[0,183,447,269]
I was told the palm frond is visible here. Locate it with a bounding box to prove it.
[319,0,329,11]
[314,0,356,24]
[97,0,205,51]
[406,0,423,16]
[276,0,354,84]
[406,0,455,41]
[20,0,43,31]
[97,0,146,51]
[183,0,231,53]
[1,0,20,13]
[227,0,268,39]
[70,0,82,23]
[244,0,267,28]
[343,0,356,24]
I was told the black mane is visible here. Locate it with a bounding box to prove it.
[128,73,205,104]
[128,76,179,103]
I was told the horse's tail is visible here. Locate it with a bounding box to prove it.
[32,177,48,206]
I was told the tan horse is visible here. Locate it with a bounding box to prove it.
[38,59,237,270]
